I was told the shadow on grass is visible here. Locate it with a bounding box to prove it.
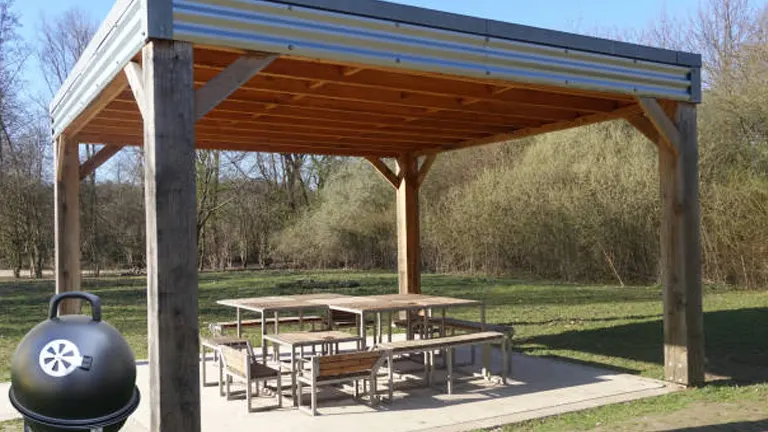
[520,308,768,383]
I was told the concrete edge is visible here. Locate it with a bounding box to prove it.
[414,385,678,432]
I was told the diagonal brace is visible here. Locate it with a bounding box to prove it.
[637,97,680,156]
[366,157,401,189]
[195,54,277,121]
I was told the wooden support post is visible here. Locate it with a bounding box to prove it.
[659,102,704,386]
[396,153,421,294]
[142,40,201,431]
[54,136,82,314]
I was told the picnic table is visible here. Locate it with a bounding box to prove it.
[216,293,353,360]
[309,294,484,347]
[263,330,364,406]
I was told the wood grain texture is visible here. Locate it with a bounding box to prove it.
[396,153,421,295]
[417,154,437,187]
[143,40,201,432]
[659,102,704,387]
[53,135,82,315]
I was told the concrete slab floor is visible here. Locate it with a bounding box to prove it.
[2,345,676,431]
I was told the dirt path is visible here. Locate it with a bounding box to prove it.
[597,401,768,431]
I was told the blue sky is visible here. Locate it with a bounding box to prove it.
[15,0,701,99]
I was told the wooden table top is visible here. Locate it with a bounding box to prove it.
[217,293,353,313]
[262,330,363,347]
[314,294,480,314]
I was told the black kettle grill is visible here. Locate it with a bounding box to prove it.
[9,292,140,431]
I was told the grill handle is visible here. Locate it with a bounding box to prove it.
[49,292,102,322]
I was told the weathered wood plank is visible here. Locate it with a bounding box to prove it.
[365,157,401,189]
[123,62,148,119]
[396,153,421,295]
[54,135,82,315]
[143,40,201,431]
[79,145,124,180]
[195,54,276,121]
[626,114,661,146]
[638,97,681,155]
[659,102,704,386]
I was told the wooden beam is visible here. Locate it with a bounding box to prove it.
[124,62,148,119]
[143,40,200,432]
[396,153,421,295]
[455,104,643,149]
[79,145,124,180]
[638,97,681,155]
[660,102,704,387]
[417,154,437,187]
[53,135,82,314]
[63,72,129,139]
[626,114,661,146]
[195,54,276,121]
[365,157,401,189]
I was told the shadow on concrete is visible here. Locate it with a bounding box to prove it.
[519,308,768,383]
[662,419,768,431]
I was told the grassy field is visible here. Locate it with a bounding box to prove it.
[1,270,766,431]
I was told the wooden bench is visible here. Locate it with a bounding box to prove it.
[295,350,386,416]
[219,343,282,412]
[377,331,508,397]
[209,315,324,336]
[394,317,514,370]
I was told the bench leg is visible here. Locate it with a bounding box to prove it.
[446,348,454,395]
[388,352,394,401]
[501,339,508,385]
[246,379,253,413]
[311,382,318,416]
[277,371,283,407]
[201,345,207,385]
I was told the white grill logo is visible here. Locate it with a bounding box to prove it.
[39,339,83,378]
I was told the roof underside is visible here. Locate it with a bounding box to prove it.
[54,0,702,157]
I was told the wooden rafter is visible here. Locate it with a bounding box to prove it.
[365,157,401,188]
[79,145,124,180]
[193,69,592,122]
[637,97,681,155]
[454,104,643,150]
[195,54,276,120]
[62,73,129,139]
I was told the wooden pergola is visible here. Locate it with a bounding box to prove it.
[51,0,704,429]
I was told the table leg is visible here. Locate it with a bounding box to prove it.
[261,313,267,361]
[290,346,298,407]
[359,313,367,348]
[236,308,242,338]
[299,310,304,331]
[274,311,279,334]
[481,302,490,379]
[388,351,394,401]
[376,312,382,345]
[387,312,392,342]
[446,348,454,394]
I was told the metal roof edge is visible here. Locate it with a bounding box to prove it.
[268,0,702,68]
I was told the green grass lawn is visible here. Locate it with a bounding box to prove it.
[1,270,766,431]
